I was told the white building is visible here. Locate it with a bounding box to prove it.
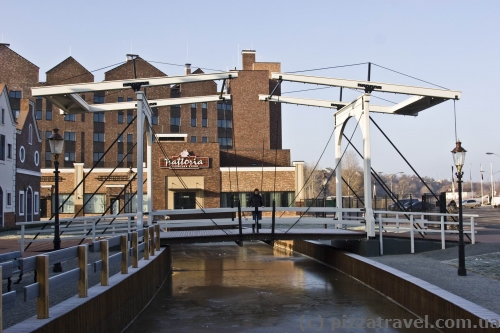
[0,84,17,227]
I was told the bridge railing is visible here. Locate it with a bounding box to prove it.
[1,226,161,331]
[374,211,478,254]
[150,207,367,230]
[16,213,138,252]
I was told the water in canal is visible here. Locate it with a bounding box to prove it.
[125,242,434,332]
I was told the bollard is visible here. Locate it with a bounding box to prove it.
[238,200,242,239]
[36,255,49,319]
[120,235,128,274]
[272,200,276,240]
[100,240,109,286]
[132,232,139,268]
[78,245,88,298]
[144,227,150,260]
[149,226,155,256]
[155,224,161,251]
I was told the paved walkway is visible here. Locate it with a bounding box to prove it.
[371,207,500,315]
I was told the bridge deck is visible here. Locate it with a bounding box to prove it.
[160,228,365,245]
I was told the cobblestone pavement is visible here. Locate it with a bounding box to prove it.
[444,252,500,280]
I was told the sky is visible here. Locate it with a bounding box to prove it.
[1,0,499,182]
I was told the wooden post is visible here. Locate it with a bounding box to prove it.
[149,226,155,256]
[36,255,49,319]
[132,232,139,268]
[144,227,150,260]
[155,224,161,251]
[78,245,88,298]
[100,240,109,286]
[120,235,128,274]
[0,266,2,331]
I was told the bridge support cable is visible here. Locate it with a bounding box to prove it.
[24,116,138,251]
[369,116,470,241]
[146,122,230,235]
[342,133,427,237]
[277,123,336,219]
[285,115,362,233]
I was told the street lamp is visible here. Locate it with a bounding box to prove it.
[127,166,134,213]
[322,168,333,222]
[378,172,403,197]
[452,140,467,276]
[486,153,500,200]
[48,128,64,273]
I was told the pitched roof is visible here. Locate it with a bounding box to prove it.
[192,68,205,74]
[104,57,166,76]
[0,44,39,69]
[46,56,91,74]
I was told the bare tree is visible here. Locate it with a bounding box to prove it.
[394,175,416,198]
[302,162,324,199]
[336,150,363,197]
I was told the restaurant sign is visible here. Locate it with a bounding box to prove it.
[159,150,209,169]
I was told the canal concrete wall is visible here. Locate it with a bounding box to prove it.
[274,240,498,332]
[5,246,172,333]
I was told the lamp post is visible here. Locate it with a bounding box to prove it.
[48,128,64,273]
[452,140,467,276]
[486,153,500,201]
[127,166,134,213]
[378,172,403,197]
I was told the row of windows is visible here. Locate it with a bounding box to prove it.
[220,192,296,208]
[190,136,208,143]
[52,194,147,214]
[49,131,135,143]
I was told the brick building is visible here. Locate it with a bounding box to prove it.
[0,44,305,218]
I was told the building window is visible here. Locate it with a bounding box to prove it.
[52,194,74,213]
[34,192,39,215]
[94,112,105,123]
[0,135,4,160]
[7,143,12,159]
[45,151,52,161]
[35,109,42,120]
[117,134,123,143]
[93,92,105,104]
[118,111,124,124]
[19,146,25,163]
[7,192,12,206]
[191,136,196,143]
[93,132,105,142]
[64,113,76,122]
[9,91,21,98]
[64,152,75,162]
[93,152,105,162]
[127,97,133,102]
[118,97,124,103]
[1,108,4,124]
[202,108,208,127]
[45,131,52,139]
[83,194,106,214]
[152,107,158,125]
[64,131,76,141]
[217,102,232,128]
[117,153,124,162]
[127,134,133,143]
[191,104,197,127]
[127,153,133,163]
[19,191,25,215]
[202,136,208,143]
[170,105,180,133]
[34,151,40,166]
[127,111,133,124]
[46,109,52,120]
[218,137,233,148]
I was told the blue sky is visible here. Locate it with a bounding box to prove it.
[1,0,499,181]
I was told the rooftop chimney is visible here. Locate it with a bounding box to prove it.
[185,63,191,75]
[126,54,139,61]
[242,50,256,70]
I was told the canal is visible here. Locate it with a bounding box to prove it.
[125,242,434,332]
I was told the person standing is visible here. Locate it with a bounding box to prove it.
[249,188,264,233]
